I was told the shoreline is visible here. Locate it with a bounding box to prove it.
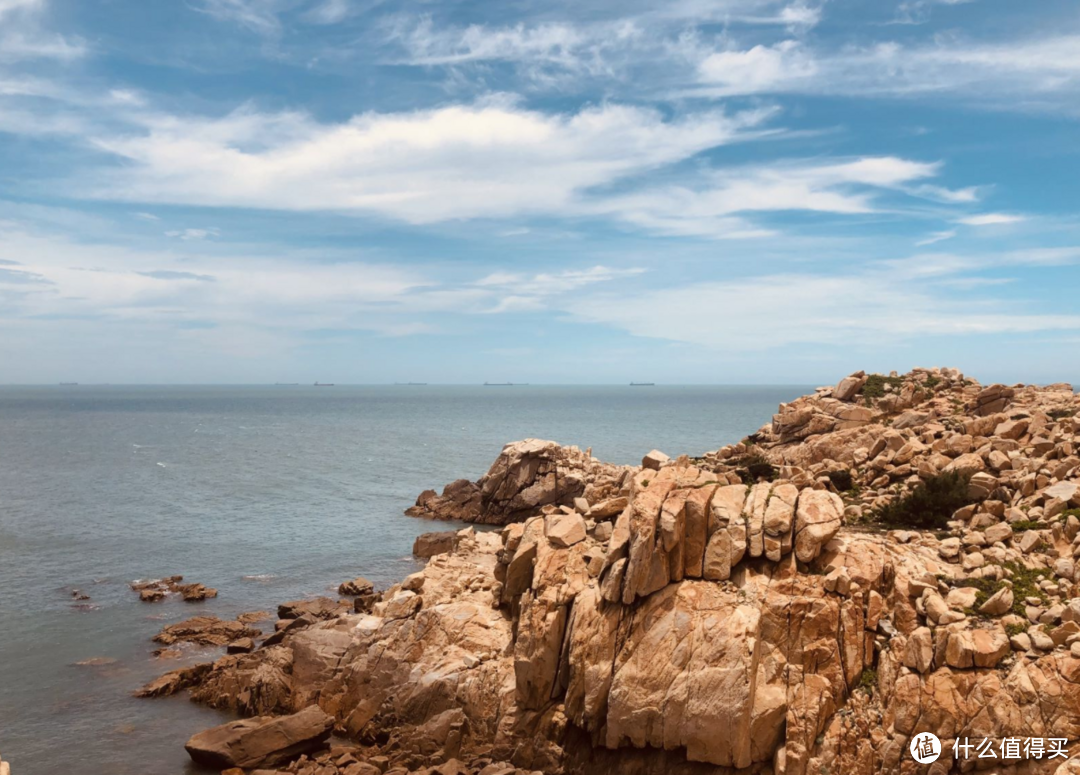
[15,367,1080,775]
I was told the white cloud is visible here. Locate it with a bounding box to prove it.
[84,101,771,223]
[958,213,1026,226]
[893,0,976,26]
[164,228,221,240]
[0,0,43,18]
[777,3,822,29]
[306,0,352,24]
[476,266,646,311]
[571,254,1080,351]
[196,0,285,36]
[698,40,817,95]
[197,0,369,34]
[915,229,956,246]
[0,224,647,345]
[392,18,618,68]
[591,156,947,238]
[0,0,84,61]
[388,1,821,78]
[693,34,1080,108]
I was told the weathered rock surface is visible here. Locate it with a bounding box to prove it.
[153,616,261,648]
[131,575,217,602]
[184,705,335,768]
[144,368,1080,775]
[406,439,630,525]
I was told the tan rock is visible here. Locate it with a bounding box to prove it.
[184,706,334,769]
[903,627,934,674]
[834,372,867,402]
[979,587,1014,616]
[641,449,669,470]
[545,512,586,548]
[983,522,1013,545]
[793,489,844,563]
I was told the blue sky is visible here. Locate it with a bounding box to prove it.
[0,0,1078,384]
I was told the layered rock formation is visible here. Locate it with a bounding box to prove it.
[405,439,631,525]
[140,368,1080,775]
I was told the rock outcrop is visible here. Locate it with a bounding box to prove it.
[131,575,218,602]
[143,368,1080,775]
[153,616,261,648]
[406,439,631,525]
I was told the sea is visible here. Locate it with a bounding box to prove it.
[0,384,810,775]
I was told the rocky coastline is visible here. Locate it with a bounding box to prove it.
[48,368,1080,775]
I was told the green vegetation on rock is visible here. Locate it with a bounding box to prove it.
[871,471,974,530]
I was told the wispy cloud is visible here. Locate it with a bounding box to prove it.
[915,229,956,246]
[0,223,651,357]
[892,0,977,26]
[958,213,1026,226]
[164,227,221,241]
[81,100,773,225]
[571,248,1080,351]
[590,156,960,238]
[692,34,1080,110]
[0,0,85,61]
[195,0,285,36]
[476,266,646,312]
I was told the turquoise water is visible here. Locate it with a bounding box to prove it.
[0,384,808,774]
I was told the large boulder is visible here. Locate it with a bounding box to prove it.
[407,440,630,526]
[413,530,457,558]
[793,490,844,563]
[184,705,334,768]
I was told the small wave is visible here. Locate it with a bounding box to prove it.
[242,573,277,582]
[156,462,166,468]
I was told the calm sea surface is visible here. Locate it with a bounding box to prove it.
[0,384,809,775]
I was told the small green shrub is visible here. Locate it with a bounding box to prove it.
[736,452,777,484]
[1061,508,1080,523]
[1004,561,1049,615]
[858,667,877,694]
[1011,519,1042,532]
[1005,622,1027,638]
[924,375,942,389]
[827,469,855,492]
[862,374,903,403]
[871,471,975,530]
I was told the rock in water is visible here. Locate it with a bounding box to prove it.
[338,576,374,596]
[184,705,334,768]
[153,616,260,647]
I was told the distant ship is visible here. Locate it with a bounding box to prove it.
[484,382,528,386]
[630,382,655,386]
[314,382,335,387]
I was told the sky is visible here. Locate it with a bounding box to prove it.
[0,0,1078,385]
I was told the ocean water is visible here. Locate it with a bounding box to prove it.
[0,384,809,775]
